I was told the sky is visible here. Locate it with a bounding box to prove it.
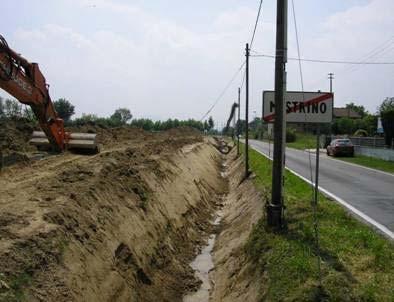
[1,0,393,126]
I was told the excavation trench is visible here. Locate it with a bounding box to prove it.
[0,129,263,302]
[0,131,234,302]
[183,161,228,302]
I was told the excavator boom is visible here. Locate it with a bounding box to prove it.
[0,35,98,153]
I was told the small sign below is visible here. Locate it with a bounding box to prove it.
[263,91,333,123]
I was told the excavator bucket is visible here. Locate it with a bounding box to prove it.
[30,131,100,153]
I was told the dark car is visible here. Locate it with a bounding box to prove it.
[326,139,354,157]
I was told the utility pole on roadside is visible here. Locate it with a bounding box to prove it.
[237,87,241,156]
[266,0,288,228]
[328,73,334,141]
[245,43,250,178]
[328,73,334,93]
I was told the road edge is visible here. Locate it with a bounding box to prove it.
[250,145,394,241]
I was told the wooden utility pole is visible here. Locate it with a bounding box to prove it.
[267,0,288,228]
[328,73,334,93]
[245,43,250,178]
[237,87,241,156]
[328,73,334,141]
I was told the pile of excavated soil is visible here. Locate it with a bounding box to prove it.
[0,118,36,153]
[0,118,37,168]
[0,128,225,302]
[65,125,202,149]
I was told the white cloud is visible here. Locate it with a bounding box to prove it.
[2,0,393,123]
[8,3,256,121]
[286,0,394,113]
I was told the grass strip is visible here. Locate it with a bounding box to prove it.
[242,145,394,301]
[286,132,394,174]
[336,155,394,174]
[287,132,316,150]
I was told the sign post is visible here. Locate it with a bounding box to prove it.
[263,91,334,123]
[263,90,333,229]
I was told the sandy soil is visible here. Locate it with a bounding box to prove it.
[0,127,228,301]
[210,151,264,302]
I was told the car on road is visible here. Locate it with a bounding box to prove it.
[326,138,354,157]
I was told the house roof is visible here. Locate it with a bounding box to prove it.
[333,108,362,119]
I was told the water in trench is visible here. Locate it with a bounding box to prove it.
[183,213,222,302]
[183,162,227,302]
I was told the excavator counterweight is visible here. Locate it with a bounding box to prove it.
[0,35,99,153]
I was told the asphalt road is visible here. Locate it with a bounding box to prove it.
[248,139,394,237]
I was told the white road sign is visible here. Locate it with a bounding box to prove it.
[262,91,333,123]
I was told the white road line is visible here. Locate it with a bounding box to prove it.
[250,145,394,240]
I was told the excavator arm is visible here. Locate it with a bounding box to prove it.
[0,35,98,152]
[223,102,239,137]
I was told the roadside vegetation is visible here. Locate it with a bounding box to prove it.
[286,132,316,150]
[336,155,394,174]
[243,146,394,301]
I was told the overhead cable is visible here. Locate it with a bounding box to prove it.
[200,61,245,121]
[250,53,394,65]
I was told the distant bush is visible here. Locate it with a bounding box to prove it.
[286,128,297,142]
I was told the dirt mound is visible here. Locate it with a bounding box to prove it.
[0,131,223,301]
[0,118,36,154]
[64,125,202,150]
[165,126,202,137]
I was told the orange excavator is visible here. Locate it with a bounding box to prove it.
[0,35,99,153]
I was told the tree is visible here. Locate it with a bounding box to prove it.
[54,98,75,122]
[0,96,4,118]
[208,116,214,130]
[345,102,367,118]
[110,108,132,125]
[379,97,394,147]
[4,99,22,118]
[203,120,209,131]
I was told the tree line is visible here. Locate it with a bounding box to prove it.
[0,97,215,132]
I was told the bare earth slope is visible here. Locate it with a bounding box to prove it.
[0,128,226,302]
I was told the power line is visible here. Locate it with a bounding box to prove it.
[346,36,394,73]
[200,61,245,121]
[250,53,394,65]
[250,0,264,50]
[200,0,264,117]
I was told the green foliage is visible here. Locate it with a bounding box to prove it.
[3,98,23,118]
[203,120,209,131]
[345,102,367,118]
[70,113,207,132]
[379,97,394,147]
[286,132,316,150]
[53,98,75,122]
[0,271,33,302]
[332,115,377,136]
[286,128,297,142]
[110,108,132,125]
[339,155,394,172]
[208,116,214,130]
[0,97,4,117]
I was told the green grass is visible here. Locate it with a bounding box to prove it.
[287,132,317,150]
[241,145,394,301]
[0,272,32,302]
[336,155,394,174]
